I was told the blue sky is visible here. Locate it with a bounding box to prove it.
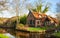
[0,0,60,18]
[45,0,60,17]
[46,0,59,12]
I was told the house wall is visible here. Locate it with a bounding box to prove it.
[27,12,35,27]
[35,20,42,27]
[43,20,55,26]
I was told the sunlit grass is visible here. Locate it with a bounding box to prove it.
[0,34,9,38]
[53,31,60,37]
[27,26,56,32]
[28,27,47,31]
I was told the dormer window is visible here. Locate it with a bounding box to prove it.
[45,16,47,18]
[39,15,42,18]
[51,21,54,23]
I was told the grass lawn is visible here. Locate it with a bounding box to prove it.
[28,27,47,32]
[17,24,56,32]
[53,32,60,37]
[27,26,56,32]
[0,34,9,38]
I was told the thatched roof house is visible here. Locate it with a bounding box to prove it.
[27,11,59,27]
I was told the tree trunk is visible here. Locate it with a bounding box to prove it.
[14,0,20,29]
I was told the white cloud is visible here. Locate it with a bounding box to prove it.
[0,10,16,18]
[46,11,56,18]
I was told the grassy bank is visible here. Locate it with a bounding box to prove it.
[28,27,46,32]
[53,31,60,37]
[0,34,9,38]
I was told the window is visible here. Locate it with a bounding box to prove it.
[33,20,35,24]
[44,22,46,26]
[30,20,32,24]
[44,21,48,26]
[37,21,39,24]
[30,20,35,25]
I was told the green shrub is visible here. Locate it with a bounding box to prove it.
[19,15,27,25]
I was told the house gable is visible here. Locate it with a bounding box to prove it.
[27,11,35,20]
[26,11,36,27]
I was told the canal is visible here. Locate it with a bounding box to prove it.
[0,28,60,38]
[16,29,48,38]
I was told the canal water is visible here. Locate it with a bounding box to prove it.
[0,32,56,38]
[16,30,46,38]
[16,30,60,38]
[0,29,59,38]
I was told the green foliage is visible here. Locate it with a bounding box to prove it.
[0,34,9,38]
[32,9,37,12]
[18,24,24,27]
[20,15,27,25]
[32,2,49,13]
[42,5,49,13]
[53,32,60,37]
[28,27,46,31]
[36,3,43,12]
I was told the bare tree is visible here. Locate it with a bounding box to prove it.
[0,0,8,11]
[56,1,60,20]
[15,0,19,25]
[56,13,60,20]
[56,2,60,25]
[0,0,9,18]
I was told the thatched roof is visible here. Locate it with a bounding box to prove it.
[31,11,59,24]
